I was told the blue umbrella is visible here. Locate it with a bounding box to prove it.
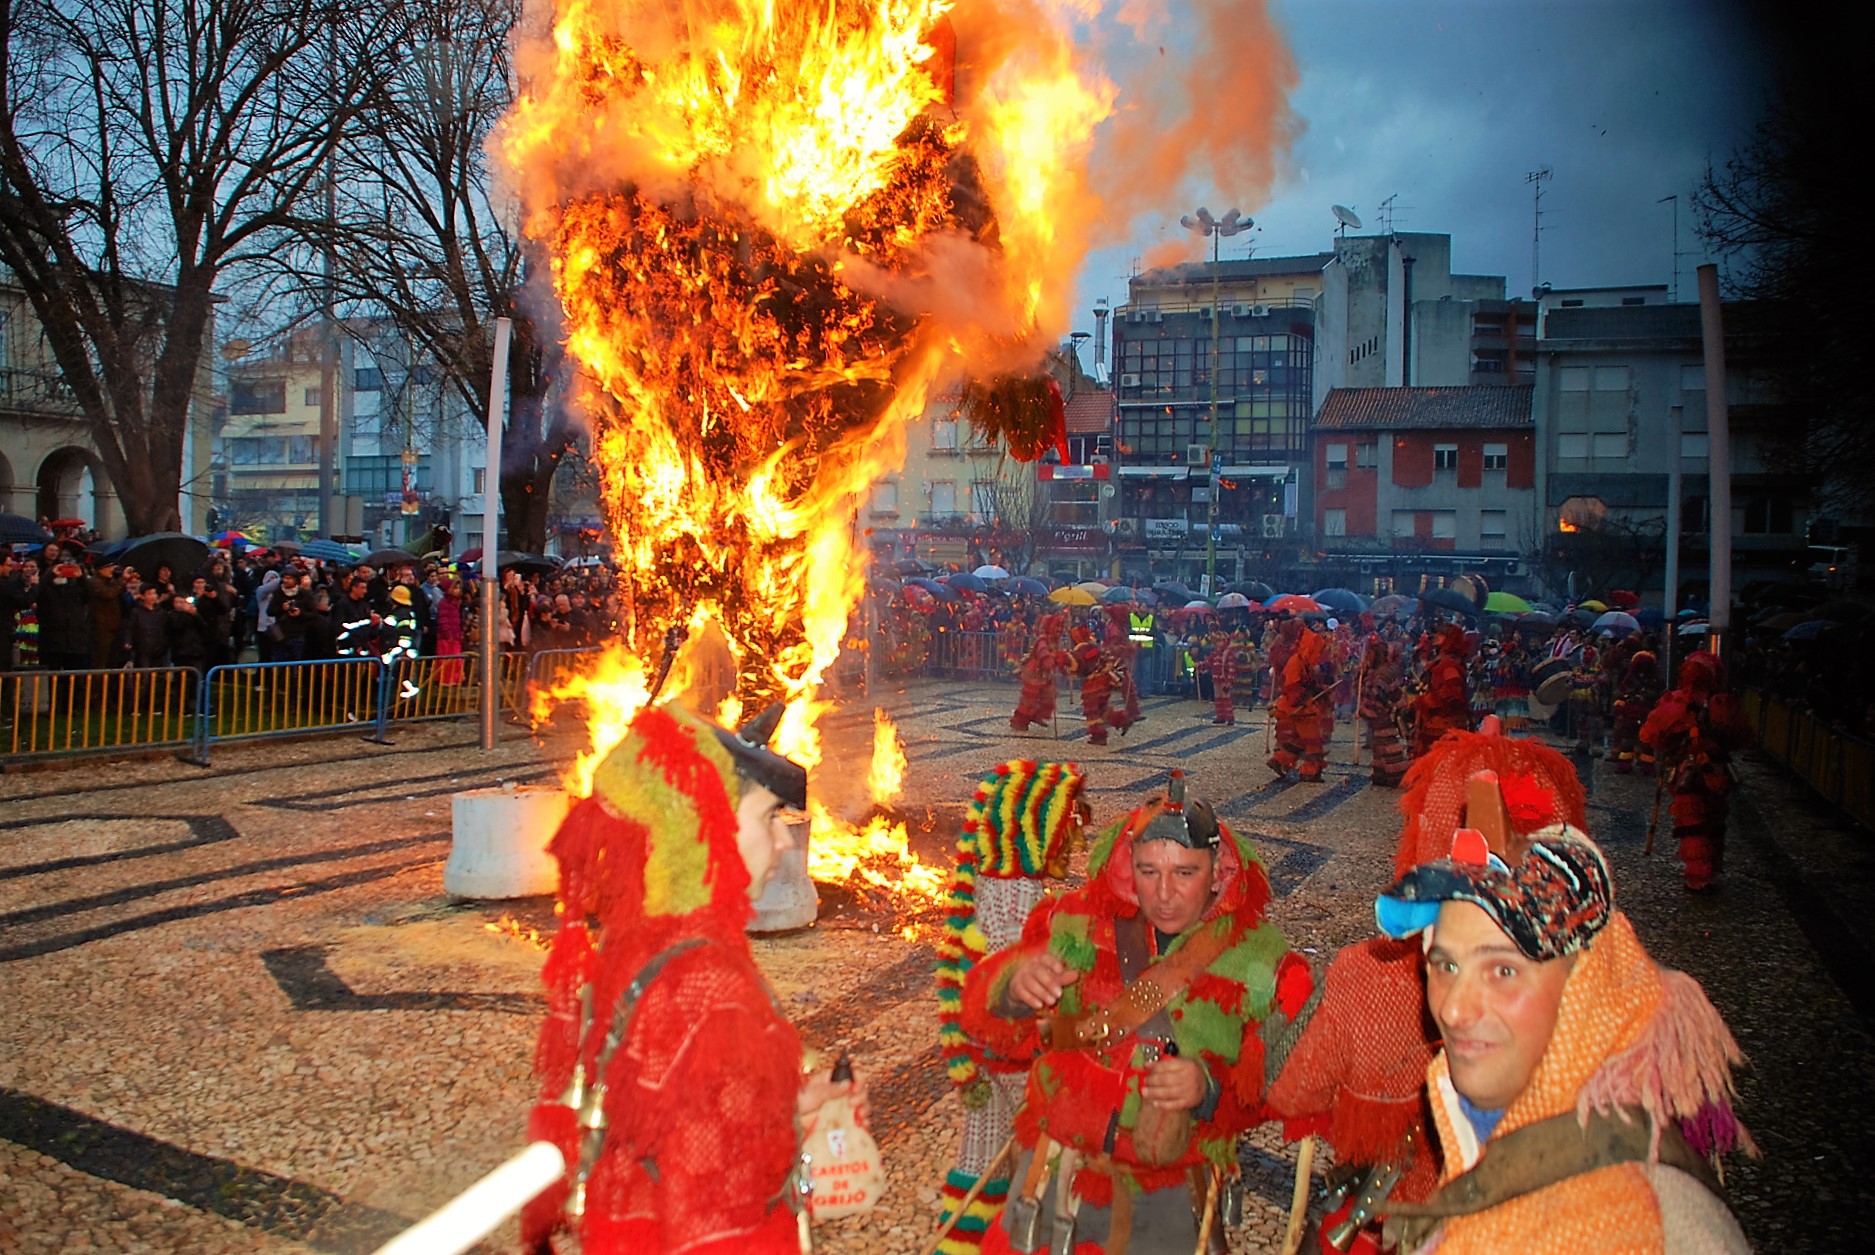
[1782,620,1836,642]
[300,538,362,563]
[907,576,958,601]
[1311,588,1369,615]
[1009,577,1049,595]
[946,572,989,593]
[1634,607,1666,628]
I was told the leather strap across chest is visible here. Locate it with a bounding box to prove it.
[1048,911,1232,1051]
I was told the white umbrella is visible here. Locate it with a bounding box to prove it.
[1216,592,1251,609]
[973,564,1010,580]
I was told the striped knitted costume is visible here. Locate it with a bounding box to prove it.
[935,760,1087,1255]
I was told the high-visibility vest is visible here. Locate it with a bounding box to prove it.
[1129,611,1156,646]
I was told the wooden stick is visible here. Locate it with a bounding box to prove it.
[1193,1164,1221,1255]
[1644,766,1666,856]
[1280,1135,1317,1255]
[920,1135,1016,1255]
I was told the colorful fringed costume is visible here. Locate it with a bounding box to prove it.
[1412,625,1472,757]
[520,705,805,1255]
[1202,628,1237,724]
[1567,644,1607,754]
[960,793,1296,1253]
[1640,652,1753,892]
[1010,613,1065,732]
[1067,627,1131,746]
[1229,628,1260,713]
[1358,639,1409,787]
[935,761,1088,1255]
[1271,626,1334,781]
[1391,721,1589,878]
[1610,650,1663,774]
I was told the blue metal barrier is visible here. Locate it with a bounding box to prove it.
[2,666,198,763]
[191,657,388,763]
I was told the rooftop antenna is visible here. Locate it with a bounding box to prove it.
[1657,193,1690,302]
[1331,204,1363,239]
[1525,166,1553,292]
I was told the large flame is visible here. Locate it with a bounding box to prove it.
[499,2,1297,907]
[868,708,907,806]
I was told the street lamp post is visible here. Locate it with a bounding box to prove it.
[1179,207,1251,595]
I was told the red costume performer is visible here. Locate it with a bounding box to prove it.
[521,703,815,1255]
[1641,651,1753,892]
[1010,612,1065,732]
[1608,649,1663,774]
[1412,625,1473,758]
[1068,626,1131,746]
[1358,638,1410,787]
[1271,625,1335,781]
[1203,627,1238,725]
[1265,618,1300,711]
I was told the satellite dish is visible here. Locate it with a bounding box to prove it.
[1331,204,1363,231]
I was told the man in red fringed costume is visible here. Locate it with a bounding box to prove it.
[1270,622,1334,781]
[1412,625,1473,758]
[1010,612,1065,732]
[1067,625,1132,746]
[1202,625,1237,725]
[1641,651,1754,892]
[1608,649,1663,774]
[520,702,863,1254]
[1358,637,1410,787]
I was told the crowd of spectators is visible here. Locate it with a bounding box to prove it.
[1,543,630,677]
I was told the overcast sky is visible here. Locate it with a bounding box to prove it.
[1064,0,1777,339]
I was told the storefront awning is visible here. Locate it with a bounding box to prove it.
[1117,466,1188,478]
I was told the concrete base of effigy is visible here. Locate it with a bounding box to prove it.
[445,784,570,899]
[749,821,818,932]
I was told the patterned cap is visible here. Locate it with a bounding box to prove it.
[1375,825,1613,961]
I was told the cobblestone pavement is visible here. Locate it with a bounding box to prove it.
[3,682,1873,1253]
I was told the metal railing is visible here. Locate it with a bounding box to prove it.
[2,667,199,761]
[1742,689,1875,832]
[389,651,530,725]
[191,657,389,761]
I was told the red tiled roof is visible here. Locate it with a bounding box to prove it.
[1314,386,1533,431]
[1063,389,1113,434]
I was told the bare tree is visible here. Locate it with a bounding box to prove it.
[0,0,400,533]
[986,456,1052,576]
[284,0,571,553]
[1522,510,1666,602]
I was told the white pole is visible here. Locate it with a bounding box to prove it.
[371,1141,564,1255]
[1695,265,1731,658]
[1664,406,1681,679]
[481,317,512,750]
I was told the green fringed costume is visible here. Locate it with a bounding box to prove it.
[959,792,1298,1253]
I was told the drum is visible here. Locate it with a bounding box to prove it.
[1535,671,1573,707]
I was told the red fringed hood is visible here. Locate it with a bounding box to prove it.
[1393,725,1587,876]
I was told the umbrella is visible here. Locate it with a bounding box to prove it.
[872,577,902,594]
[1215,592,1257,610]
[1224,580,1277,603]
[946,572,989,594]
[1592,610,1641,635]
[1099,585,1140,604]
[1182,600,1217,613]
[1048,586,1097,606]
[211,529,253,548]
[118,532,212,576]
[1606,589,1641,610]
[907,576,957,600]
[1677,621,1711,637]
[901,584,937,611]
[1783,620,1837,642]
[1512,612,1560,634]
[363,547,421,568]
[1268,594,1322,615]
[1634,607,1666,628]
[972,564,1010,580]
[1369,593,1418,619]
[1483,591,1533,614]
[268,539,303,556]
[894,558,936,577]
[1576,598,1609,614]
[1310,588,1369,615]
[0,512,53,545]
[1758,611,1807,633]
[495,551,561,572]
[1153,581,1198,602]
[1009,577,1050,595]
[298,538,362,564]
[1421,587,1480,618]
[1075,580,1112,595]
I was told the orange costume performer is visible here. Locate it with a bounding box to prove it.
[1067,626,1134,746]
[1640,651,1754,892]
[1357,637,1410,787]
[1203,627,1238,725]
[1374,813,1754,1252]
[520,704,812,1255]
[1009,612,1065,732]
[1609,649,1664,774]
[1412,625,1473,758]
[1270,625,1334,781]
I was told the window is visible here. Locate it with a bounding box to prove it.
[1592,433,1627,459]
[1324,443,1348,470]
[1593,366,1630,392]
[304,387,321,407]
[1391,510,1416,537]
[355,366,384,391]
[1743,498,1795,535]
[1355,443,1378,469]
[1481,510,1508,547]
[228,437,288,465]
[1560,298,1585,308]
[1621,296,1647,306]
[473,467,486,494]
[1681,433,1710,459]
[230,379,286,415]
[288,436,316,464]
[1559,368,1591,392]
[1434,443,1459,471]
[1558,433,1589,459]
[1431,511,1457,540]
[1482,442,1508,471]
[932,418,959,450]
[344,455,433,497]
[1680,364,1707,394]
[871,481,898,515]
[971,480,998,518]
[930,481,956,516]
[1323,508,1347,537]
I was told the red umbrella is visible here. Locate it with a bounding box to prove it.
[1268,594,1323,615]
[901,584,938,612]
[1606,589,1641,610]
